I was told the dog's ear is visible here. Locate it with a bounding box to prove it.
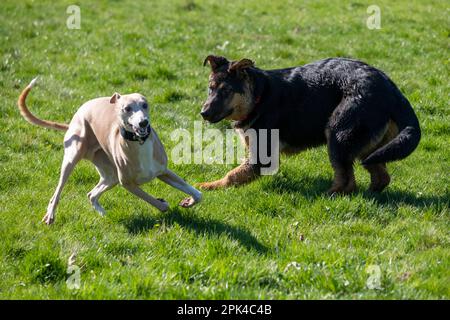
[228,58,254,73]
[110,92,121,104]
[203,55,229,72]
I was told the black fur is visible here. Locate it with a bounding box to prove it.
[201,56,421,192]
[204,57,420,166]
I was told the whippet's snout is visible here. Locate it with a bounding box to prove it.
[139,119,149,128]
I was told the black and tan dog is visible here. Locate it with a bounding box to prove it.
[199,56,421,194]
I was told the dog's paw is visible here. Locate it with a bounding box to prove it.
[327,186,356,197]
[156,198,169,212]
[42,213,55,225]
[179,196,197,208]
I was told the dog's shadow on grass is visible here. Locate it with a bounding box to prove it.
[263,174,449,209]
[120,208,269,254]
[361,189,449,209]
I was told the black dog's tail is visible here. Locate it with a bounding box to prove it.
[362,96,421,166]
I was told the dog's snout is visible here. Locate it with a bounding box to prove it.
[200,106,211,119]
[139,119,149,128]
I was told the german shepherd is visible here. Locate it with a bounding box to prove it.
[199,56,421,194]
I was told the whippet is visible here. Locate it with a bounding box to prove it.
[18,78,202,225]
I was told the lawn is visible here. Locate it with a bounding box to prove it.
[0,0,448,299]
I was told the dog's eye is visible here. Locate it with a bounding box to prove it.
[124,106,132,113]
[142,103,148,109]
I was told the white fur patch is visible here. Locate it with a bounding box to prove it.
[29,76,39,88]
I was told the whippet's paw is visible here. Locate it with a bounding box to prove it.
[90,200,106,216]
[156,198,169,212]
[179,196,198,208]
[42,213,55,225]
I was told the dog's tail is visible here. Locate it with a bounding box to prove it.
[362,95,421,166]
[17,77,69,132]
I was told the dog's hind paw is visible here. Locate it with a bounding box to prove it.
[327,185,356,197]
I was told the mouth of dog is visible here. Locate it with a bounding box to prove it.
[207,108,233,123]
[136,126,150,137]
[130,125,151,137]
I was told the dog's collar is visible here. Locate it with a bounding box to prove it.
[233,95,262,129]
[120,126,151,145]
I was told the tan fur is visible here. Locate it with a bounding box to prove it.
[17,80,69,131]
[364,163,391,192]
[199,127,258,190]
[383,120,399,143]
[226,82,253,121]
[17,79,201,225]
[206,71,254,122]
[328,164,356,195]
[326,120,398,195]
[359,120,397,192]
[359,120,399,159]
[197,161,258,190]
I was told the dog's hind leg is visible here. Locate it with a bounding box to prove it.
[87,150,118,216]
[158,169,202,208]
[42,132,85,225]
[122,184,169,212]
[364,163,390,192]
[328,161,356,195]
[360,121,396,192]
[326,129,356,195]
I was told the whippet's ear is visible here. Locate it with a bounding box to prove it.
[203,55,229,72]
[110,92,121,104]
[228,58,255,73]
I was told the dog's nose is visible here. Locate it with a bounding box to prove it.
[200,109,210,119]
[139,119,149,128]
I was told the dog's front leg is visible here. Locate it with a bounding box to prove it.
[158,170,202,208]
[122,184,169,212]
[197,160,260,190]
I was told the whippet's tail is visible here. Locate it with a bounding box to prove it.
[17,77,69,132]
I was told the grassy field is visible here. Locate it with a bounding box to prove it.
[0,0,449,299]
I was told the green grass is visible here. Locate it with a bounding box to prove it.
[0,0,449,299]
